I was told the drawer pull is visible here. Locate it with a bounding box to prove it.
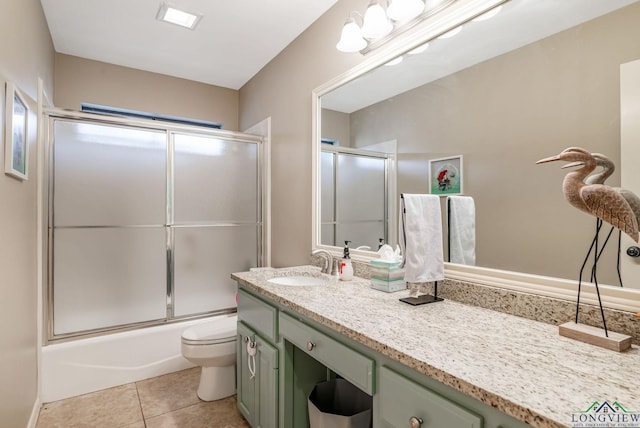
[409,416,423,428]
[243,336,249,343]
[306,341,315,351]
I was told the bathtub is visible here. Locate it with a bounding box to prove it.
[41,315,229,403]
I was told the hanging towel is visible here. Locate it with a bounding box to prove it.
[447,195,476,266]
[399,194,445,283]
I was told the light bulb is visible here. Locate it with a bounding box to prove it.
[361,2,393,40]
[336,18,367,52]
[387,0,425,23]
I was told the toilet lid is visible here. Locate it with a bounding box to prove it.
[181,315,237,344]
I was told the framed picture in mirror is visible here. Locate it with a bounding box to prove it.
[429,155,462,196]
[4,81,29,181]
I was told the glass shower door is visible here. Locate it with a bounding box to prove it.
[51,120,168,335]
[172,133,259,317]
[48,115,263,339]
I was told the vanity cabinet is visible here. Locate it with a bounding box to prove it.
[379,366,482,428]
[237,290,279,428]
[236,284,533,428]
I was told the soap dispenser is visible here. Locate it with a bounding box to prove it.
[340,240,354,281]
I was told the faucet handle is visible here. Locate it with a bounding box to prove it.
[331,258,341,277]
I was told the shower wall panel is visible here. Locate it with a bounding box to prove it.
[173,226,258,316]
[173,134,258,223]
[53,121,166,226]
[53,227,167,334]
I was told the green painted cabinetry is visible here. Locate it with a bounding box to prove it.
[237,291,279,428]
[279,312,375,395]
[236,285,532,428]
[379,366,482,428]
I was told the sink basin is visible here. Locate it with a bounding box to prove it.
[267,276,328,286]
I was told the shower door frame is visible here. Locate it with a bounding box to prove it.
[43,108,267,343]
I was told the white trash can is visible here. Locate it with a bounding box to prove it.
[308,378,372,428]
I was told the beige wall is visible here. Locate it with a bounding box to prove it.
[239,0,368,266]
[0,0,54,426]
[55,54,240,131]
[348,3,640,284]
[321,109,350,147]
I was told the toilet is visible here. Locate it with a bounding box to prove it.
[181,314,238,401]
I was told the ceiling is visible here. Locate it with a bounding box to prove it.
[40,0,338,90]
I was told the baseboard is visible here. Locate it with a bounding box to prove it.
[28,396,41,428]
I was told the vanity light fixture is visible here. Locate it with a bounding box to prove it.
[336,0,457,53]
[337,0,503,54]
[156,3,202,30]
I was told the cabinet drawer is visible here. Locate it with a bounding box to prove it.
[279,312,374,395]
[379,366,482,428]
[237,289,278,343]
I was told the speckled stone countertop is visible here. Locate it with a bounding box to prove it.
[232,266,640,428]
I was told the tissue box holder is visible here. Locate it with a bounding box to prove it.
[370,260,406,293]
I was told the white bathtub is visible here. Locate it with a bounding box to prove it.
[41,315,232,403]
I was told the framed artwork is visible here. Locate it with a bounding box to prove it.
[4,81,29,180]
[429,155,463,195]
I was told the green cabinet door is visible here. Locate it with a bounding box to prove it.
[255,335,278,428]
[379,366,483,428]
[237,321,256,425]
[237,320,279,428]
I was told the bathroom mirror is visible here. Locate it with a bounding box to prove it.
[313,0,640,308]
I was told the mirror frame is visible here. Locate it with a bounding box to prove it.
[312,0,640,313]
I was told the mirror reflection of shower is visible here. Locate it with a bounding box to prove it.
[320,142,396,250]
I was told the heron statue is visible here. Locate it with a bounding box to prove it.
[563,152,640,287]
[536,147,639,336]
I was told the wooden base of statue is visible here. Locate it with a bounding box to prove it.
[559,322,632,352]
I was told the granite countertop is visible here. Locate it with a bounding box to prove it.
[231,266,640,428]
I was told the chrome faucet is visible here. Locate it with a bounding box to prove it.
[311,249,337,276]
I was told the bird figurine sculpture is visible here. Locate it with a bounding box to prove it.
[537,147,639,242]
[561,152,640,287]
[567,152,640,222]
[536,147,640,335]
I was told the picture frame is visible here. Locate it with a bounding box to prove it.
[4,81,29,180]
[429,155,463,196]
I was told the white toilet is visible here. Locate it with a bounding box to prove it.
[181,314,238,401]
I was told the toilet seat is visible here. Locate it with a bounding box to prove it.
[181,315,237,346]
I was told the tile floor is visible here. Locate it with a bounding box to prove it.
[35,367,251,428]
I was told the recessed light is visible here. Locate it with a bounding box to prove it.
[157,3,202,30]
[384,56,404,66]
[408,43,429,55]
[472,5,502,22]
[437,25,463,39]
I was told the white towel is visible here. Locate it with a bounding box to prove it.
[447,196,476,266]
[399,194,445,283]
